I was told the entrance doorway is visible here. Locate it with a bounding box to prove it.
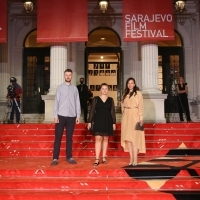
[158,31,184,114]
[85,28,122,106]
[23,30,50,113]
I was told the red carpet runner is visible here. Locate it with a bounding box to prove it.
[0,123,200,199]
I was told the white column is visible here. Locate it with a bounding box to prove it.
[141,42,167,123]
[0,43,9,101]
[42,44,68,122]
[48,44,68,95]
[0,43,10,120]
[141,42,160,93]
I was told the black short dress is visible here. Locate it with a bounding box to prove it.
[88,96,116,136]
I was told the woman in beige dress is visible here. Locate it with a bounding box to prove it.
[121,77,146,166]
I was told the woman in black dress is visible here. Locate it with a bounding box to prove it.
[87,83,116,166]
[176,77,192,122]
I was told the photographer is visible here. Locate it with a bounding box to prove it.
[6,77,22,124]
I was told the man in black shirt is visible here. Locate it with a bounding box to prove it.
[77,77,89,123]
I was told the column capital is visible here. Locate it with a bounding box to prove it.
[141,41,158,45]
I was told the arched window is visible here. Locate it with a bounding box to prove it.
[158,31,183,47]
[87,27,121,47]
[23,30,50,113]
[24,30,50,48]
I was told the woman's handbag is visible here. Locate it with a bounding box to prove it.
[135,122,144,131]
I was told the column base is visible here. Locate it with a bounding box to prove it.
[0,100,8,123]
[142,87,161,94]
[190,99,200,119]
[41,95,55,123]
[142,93,167,123]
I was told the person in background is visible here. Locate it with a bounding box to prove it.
[176,76,192,122]
[77,77,89,123]
[6,77,22,124]
[51,69,81,166]
[121,77,146,166]
[87,83,116,166]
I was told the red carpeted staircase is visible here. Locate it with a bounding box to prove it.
[0,123,200,200]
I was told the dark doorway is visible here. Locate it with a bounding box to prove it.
[23,48,50,113]
[158,47,184,114]
[86,28,123,106]
[159,47,184,94]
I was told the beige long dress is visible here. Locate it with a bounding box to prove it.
[121,91,146,153]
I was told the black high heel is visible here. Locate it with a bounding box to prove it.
[102,157,107,164]
[93,159,100,166]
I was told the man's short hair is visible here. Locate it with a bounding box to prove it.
[10,77,17,83]
[64,69,73,73]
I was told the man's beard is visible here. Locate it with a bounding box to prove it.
[65,79,71,83]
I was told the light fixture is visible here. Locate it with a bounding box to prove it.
[22,1,34,14]
[174,0,187,13]
[22,1,34,26]
[174,1,187,25]
[98,0,109,13]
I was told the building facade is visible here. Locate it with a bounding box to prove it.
[0,0,200,123]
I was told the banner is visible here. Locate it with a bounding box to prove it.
[37,0,88,43]
[122,0,174,41]
[0,0,7,43]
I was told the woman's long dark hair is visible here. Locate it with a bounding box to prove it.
[122,77,139,101]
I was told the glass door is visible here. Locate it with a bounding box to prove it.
[23,48,50,113]
[158,47,184,114]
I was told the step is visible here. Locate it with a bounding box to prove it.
[1,134,200,141]
[1,141,200,150]
[1,122,200,129]
[1,135,200,143]
[0,177,200,191]
[1,128,200,135]
[2,148,200,157]
[0,190,179,200]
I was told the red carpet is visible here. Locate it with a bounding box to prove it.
[0,123,200,200]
